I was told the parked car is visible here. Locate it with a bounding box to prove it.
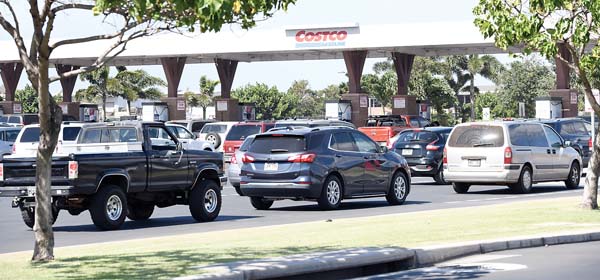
[358,115,429,147]
[274,119,356,129]
[0,122,226,230]
[223,122,274,162]
[11,123,96,157]
[165,124,214,151]
[0,114,39,127]
[538,118,591,167]
[198,121,237,152]
[228,134,256,195]
[166,119,215,137]
[239,127,411,210]
[444,121,582,194]
[0,126,21,143]
[392,127,453,185]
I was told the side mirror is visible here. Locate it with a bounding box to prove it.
[564,140,572,148]
[379,146,389,153]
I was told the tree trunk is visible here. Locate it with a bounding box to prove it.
[127,100,132,115]
[102,93,107,121]
[202,106,207,120]
[582,129,600,209]
[32,59,62,262]
[469,76,475,121]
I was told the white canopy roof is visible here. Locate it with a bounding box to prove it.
[0,21,512,66]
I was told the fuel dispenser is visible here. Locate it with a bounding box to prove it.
[79,104,98,122]
[417,101,431,119]
[142,102,169,122]
[240,103,256,121]
[325,100,352,122]
[535,97,562,119]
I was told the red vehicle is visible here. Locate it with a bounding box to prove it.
[358,115,431,147]
[223,121,275,162]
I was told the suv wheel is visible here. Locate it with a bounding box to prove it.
[250,197,274,210]
[318,176,343,210]
[511,166,533,194]
[90,185,127,230]
[189,180,221,222]
[565,162,581,189]
[127,202,155,221]
[20,206,59,229]
[452,182,470,194]
[386,172,409,205]
[205,133,222,149]
[433,167,448,185]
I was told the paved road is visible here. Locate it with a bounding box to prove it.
[0,177,585,253]
[360,241,600,280]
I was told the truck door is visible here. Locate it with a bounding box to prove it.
[147,125,189,191]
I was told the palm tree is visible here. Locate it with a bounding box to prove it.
[113,68,166,114]
[184,90,200,117]
[198,76,219,119]
[444,56,471,122]
[466,54,504,120]
[75,66,115,120]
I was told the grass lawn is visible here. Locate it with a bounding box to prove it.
[1,196,599,279]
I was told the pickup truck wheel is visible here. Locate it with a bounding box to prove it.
[189,180,221,222]
[20,206,59,229]
[127,203,155,221]
[90,185,127,230]
[250,197,274,210]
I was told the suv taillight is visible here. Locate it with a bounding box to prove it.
[443,147,447,164]
[0,163,4,181]
[230,153,238,164]
[288,153,316,163]
[504,147,512,164]
[68,161,78,179]
[242,154,255,163]
[426,140,439,151]
[589,138,593,152]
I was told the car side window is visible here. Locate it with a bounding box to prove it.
[509,124,529,146]
[81,128,102,144]
[150,126,177,150]
[528,124,549,147]
[191,122,203,133]
[176,127,194,139]
[332,132,358,152]
[544,126,563,148]
[410,118,420,127]
[0,131,5,141]
[352,132,380,153]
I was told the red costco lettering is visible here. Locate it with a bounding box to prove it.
[295,30,348,43]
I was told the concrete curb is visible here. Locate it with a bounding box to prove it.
[175,230,600,280]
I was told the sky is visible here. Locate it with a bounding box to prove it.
[1,0,509,95]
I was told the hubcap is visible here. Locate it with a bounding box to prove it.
[523,170,532,189]
[327,180,340,205]
[572,166,579,183]
[206,135,217,145]
[204,189,218,213]
[394,176,407,199]
[106,195,123,221]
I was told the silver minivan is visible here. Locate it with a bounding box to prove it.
[444,121,582,194]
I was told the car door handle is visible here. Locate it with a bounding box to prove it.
[547,149,551,154]
[552,149,556,154]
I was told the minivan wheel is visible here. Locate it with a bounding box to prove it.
[433,167,448,185]
[565,162,581,189]
[386,172,409,205]
[250,197,274,210]
[189,180,222,222]
[511,166,533,194]
[89,185,127,230]
[318,176,342,210]
[452,182,470,194]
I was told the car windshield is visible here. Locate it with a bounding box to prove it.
[397,131,438,143]
[20,127,41,143]
[248,135,306,154]
[448,125,504,147]
[226,125,261,140]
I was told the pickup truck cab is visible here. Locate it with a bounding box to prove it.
[0,122,226,230]
[358,115,430,147]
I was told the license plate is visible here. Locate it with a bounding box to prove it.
[264,162,278,171]
[468,159,481,167]
[401,149,413,156]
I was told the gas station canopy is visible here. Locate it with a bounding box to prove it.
[0,21,510,66]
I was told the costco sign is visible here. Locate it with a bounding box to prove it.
[292,29,350,48]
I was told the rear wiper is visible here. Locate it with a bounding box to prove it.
[270,149,289,153]
[473,143,494,147]
[409,139,423,142]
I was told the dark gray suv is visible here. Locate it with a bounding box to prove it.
[239,127,411,210]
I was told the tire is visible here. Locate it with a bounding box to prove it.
[565,162,581,189]
[20,206,59,229]
[127,203,155,221]
[89,185,128,230]
[233,185,244,196]
[511,165,533,194]
[452,182,471,194]
[433,167,448,185]
[318,176,343,210]
[205,133,222,149]
[250,197,274,210]
[189,180,221,222]
[386,171,409,205]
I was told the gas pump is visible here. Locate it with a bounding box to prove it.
[325,100,352,122]
[79,104,99,122]
[142,102,169,122]
[240,103,256,121]
[417,101,431,119]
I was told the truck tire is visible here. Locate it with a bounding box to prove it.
[90,185,127,230]
[20,206,59,229]
[127,203,155,221]
[189,180,221,222]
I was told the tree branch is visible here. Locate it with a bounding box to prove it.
[0,9,37,77]
[51,3,95,14]
[49,21,138,49]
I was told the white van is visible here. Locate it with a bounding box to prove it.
[444,121,582,194]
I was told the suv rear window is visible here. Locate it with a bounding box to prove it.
[226,125,261,140]
[62,127,82,141]
[397,131,438,143]
[448,125,504,147]
[201,124,227,134]
[20,127,41,143]
[22,115,39,125]
[249,135,306,154]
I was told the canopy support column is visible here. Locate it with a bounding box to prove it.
[55,64,81,119]
[339,51,369,127]
[549,43,577,118]
[0,62,24,114]
[391,52,418,116]
[160,57,187,120]
[214,58,240,122]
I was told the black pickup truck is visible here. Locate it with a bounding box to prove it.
[0,122,227,230]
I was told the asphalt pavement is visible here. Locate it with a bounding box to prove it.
[0,177,585,254]
[358,241,600,280]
